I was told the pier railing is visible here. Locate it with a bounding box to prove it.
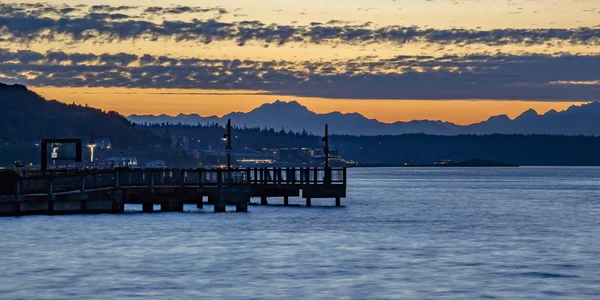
[12,167,346,197]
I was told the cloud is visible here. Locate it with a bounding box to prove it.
[1,48,599,101]
[90,5,137,13]
[0,3,598,47]
[143,6,228,16]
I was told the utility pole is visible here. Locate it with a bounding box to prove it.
[226,119,232,169]
[323,124,329,169]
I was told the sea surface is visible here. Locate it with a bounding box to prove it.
[2,167,600,299]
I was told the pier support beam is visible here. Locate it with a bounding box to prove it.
[142,203,153,213]
[197,197,204,209]
[112,199,124,214]
[213,196,226,213]
[170,202,184,212]
[284,196,289,206]
[236,200,248,212]
[47,199,54,214]
[160,201,183,212]
[306,198,311,207]
[214,204,226,213]
[336,197,341,207]
[261,196,268,205]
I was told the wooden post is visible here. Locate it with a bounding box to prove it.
[261,196,268,205]
[150,172,155,194]
[284,196,289,206]
[279,168,283,184]
[291,168,296,184]
[197,170,204,209]
[115,169,120,188]
[48,178,55,214]
[80,176,87,213]
[15,180,21,202]
[306,197,312,207]
[81,198,88,213]
[214,169,226,212]
[14,180,21,215]
[197,196,204,209]
[336,197,341,207]
[180,170,185,196]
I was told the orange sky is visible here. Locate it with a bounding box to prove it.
[4,1,598,123]
[34,87,585,125]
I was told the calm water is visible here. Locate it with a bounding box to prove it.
[2,167,600,299]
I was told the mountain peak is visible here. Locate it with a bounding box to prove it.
[486,114,511,122]
[254,100,311,114]
[565,101,600,114]
[270,100,303,107]
[515,108,539,120]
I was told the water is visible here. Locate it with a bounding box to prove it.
[2,167,600,299]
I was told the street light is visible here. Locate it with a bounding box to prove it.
[322,124,329,169]
[51,142,60,165]
[223,119,232,169]
[87,135,97,162]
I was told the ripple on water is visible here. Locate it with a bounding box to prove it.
[2,167,600,299]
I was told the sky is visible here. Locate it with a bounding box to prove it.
[1,0,599,124]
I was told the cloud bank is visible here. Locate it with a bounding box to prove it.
[1,3,599,47]
[1,49,599,100]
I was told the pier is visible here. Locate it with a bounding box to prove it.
[0,167,347,216]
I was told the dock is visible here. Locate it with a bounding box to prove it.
[0,167,347,216]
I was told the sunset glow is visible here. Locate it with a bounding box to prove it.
[2,0,599,123]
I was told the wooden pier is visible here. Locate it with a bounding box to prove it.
[0,167,347,216]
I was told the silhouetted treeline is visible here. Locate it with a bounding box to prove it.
[145,124,600,166]
[144,123,323,150]
[330,134,600,166]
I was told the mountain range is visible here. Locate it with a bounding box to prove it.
[128,100,600,136]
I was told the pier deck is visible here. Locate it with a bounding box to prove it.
[0,167,347,216]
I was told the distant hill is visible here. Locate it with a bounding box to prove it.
[129,100,461,135]
[128,100,600,136]
[3,81,600,167]
[0,83,142,147]
[464,103,600,135]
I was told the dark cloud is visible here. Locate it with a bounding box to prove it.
[0,3,598,47]
[1,48,599,101]
[143,6,228,15]
[90,5,137,13]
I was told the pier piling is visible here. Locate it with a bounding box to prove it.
[142,203,153,213]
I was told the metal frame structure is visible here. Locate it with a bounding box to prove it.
[41,139,82,172]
